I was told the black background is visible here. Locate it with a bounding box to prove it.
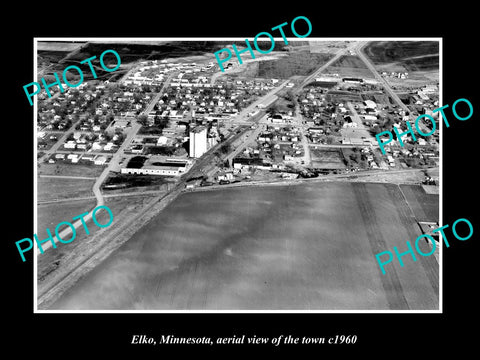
[5,3,478,356]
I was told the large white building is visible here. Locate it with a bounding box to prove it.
[121,159,190,176]
[189,126,207,158]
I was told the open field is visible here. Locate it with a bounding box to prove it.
[308,40,350,54]
[330,55,369,69]
[62,41,231,64]
[47,182,438,310]
[37,190,175,308]
[384,71,439,87]
[37,177,95,201]
[38,163,105,177]
[363,41,439,72]
[422,185,439,194]
[38,51,68,64]
[310,148,346,169]
[37,193,163,286]
[336,168,436,185]
[257,51,333,79]
[37,199,97,239]
[37,41,86,52]
[221,61,260,79]
[324,54,374,78]
[361,92,392,104]
[37,199,97,279]
[400,184,439,223]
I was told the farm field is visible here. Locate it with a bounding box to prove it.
[38,163,105,177]
[326,66,375,79]
[37,177,95,201]
[48,182,439,310]
[363,41,439,73]
[400,184,439,223]
[323,54,374,78]
[257,51,333,79]
[330,55,369,69]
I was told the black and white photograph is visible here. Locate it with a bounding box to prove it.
[33,38,441,311]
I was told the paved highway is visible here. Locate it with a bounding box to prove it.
[342,101,376,145]
[229,80,288,124]
[354,42,433,136]
[355,42,410,114]
[224,122,266,165]
[296,41,368,92]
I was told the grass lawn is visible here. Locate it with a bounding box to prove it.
[310,148,346,169]
[37,177,95,201]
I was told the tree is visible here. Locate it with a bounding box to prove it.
[219,143,231,154]
[268,102,282,116]
[137,114,148,126]
[133,93,143,104]
[156,117,169,129]
[349,152,360,163]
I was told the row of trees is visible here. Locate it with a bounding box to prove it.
[137,114,170,128]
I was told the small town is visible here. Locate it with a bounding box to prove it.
[37,53,440,190]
